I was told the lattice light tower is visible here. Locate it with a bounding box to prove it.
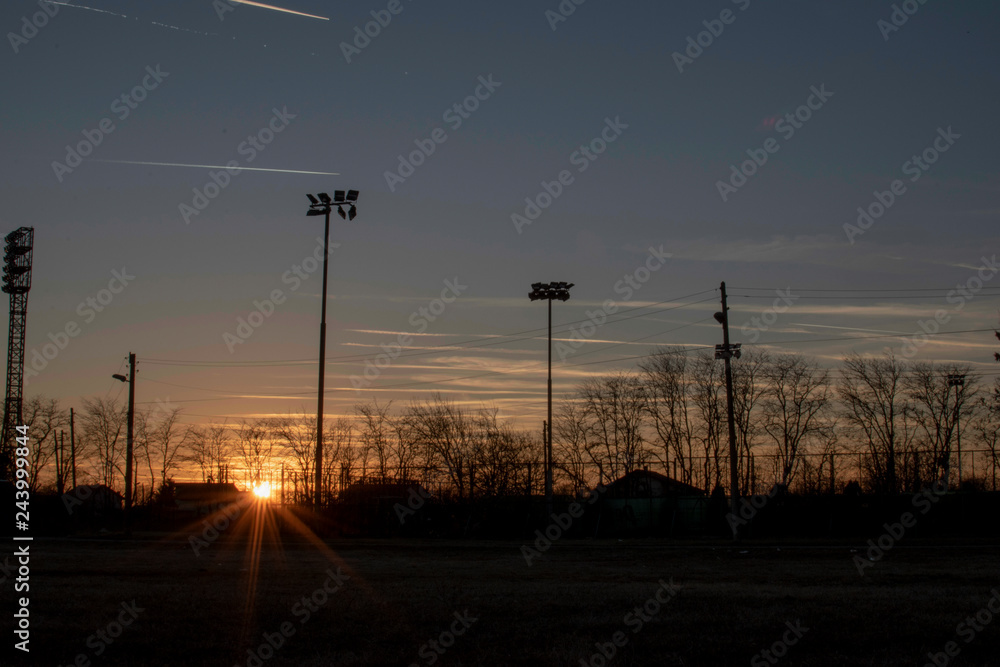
[0,227,34,479]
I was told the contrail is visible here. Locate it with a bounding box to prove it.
[229,1,329,20]
[93,159,339,176]
[42,1,127,19]
[43,2,218,36]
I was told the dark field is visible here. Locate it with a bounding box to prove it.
[6,529,1000,666]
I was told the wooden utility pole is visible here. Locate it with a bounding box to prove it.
[715,282,741,536]
[69,407,77,488]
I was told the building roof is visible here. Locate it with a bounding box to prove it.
[604,469,705,498]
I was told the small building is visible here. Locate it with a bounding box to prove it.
[599,469,707,536]
[172,482,245,515]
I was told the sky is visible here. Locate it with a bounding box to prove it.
[2,0,999,438]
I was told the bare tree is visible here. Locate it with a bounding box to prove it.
[761,354,834,487]
[355,400,394,481]
[577,372,648,482]
[639,347,697,485]
[554,398,595,492]
[471,408,537,497]
[403,395,475,498]
[906,363,979,487]
[19,396,68,492]
[973,378,1000,490]
[731,349,770,495]
[183,422,233,483]
[233,418,273,487]
[690,352,725,493]
[79,396,127,490]
[839,352,915,493]
[271,412,316,502]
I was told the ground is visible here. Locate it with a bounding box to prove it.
[4,523,999,666]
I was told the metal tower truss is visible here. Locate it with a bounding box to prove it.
[1,227,34,479]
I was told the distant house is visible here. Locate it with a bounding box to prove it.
[172,482,246,514]
[599,469,707,535]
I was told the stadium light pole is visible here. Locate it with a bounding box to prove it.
[529,281,573,518]
[112,352,135,535]
[304,190,359,510]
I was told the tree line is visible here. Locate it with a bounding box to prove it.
[13,347,1000,501]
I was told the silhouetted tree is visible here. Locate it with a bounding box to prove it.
[839,353,915,493]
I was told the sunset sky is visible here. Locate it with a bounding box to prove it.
[2,0,999,438]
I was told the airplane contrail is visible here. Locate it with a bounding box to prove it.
[93,159,339,176]
[229,1,329,20]
[43,2,219,36]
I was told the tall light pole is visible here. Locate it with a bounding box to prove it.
[529,281,573,518]
[948,373,966,489]
[714,282,741,538]
[305,190,359,510]
[112,352,135,534]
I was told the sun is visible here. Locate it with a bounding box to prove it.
[252,481,272,499]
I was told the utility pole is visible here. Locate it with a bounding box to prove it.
[948,374,966,488]
[714,282,741,537]
[113,353,136,534]
[70,407,76,488]
[55,430,63,493]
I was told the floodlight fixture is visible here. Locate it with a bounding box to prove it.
[306,194,319,204]
[333,190,346,203]
[306,209,324,216]
[348,204,357,220]
[346,189,359,202]
[318,192,332,204]
[336,206,347,220]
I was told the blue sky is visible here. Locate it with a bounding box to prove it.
[2,0,998,431]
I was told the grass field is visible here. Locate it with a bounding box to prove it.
[6,518,1000,666]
